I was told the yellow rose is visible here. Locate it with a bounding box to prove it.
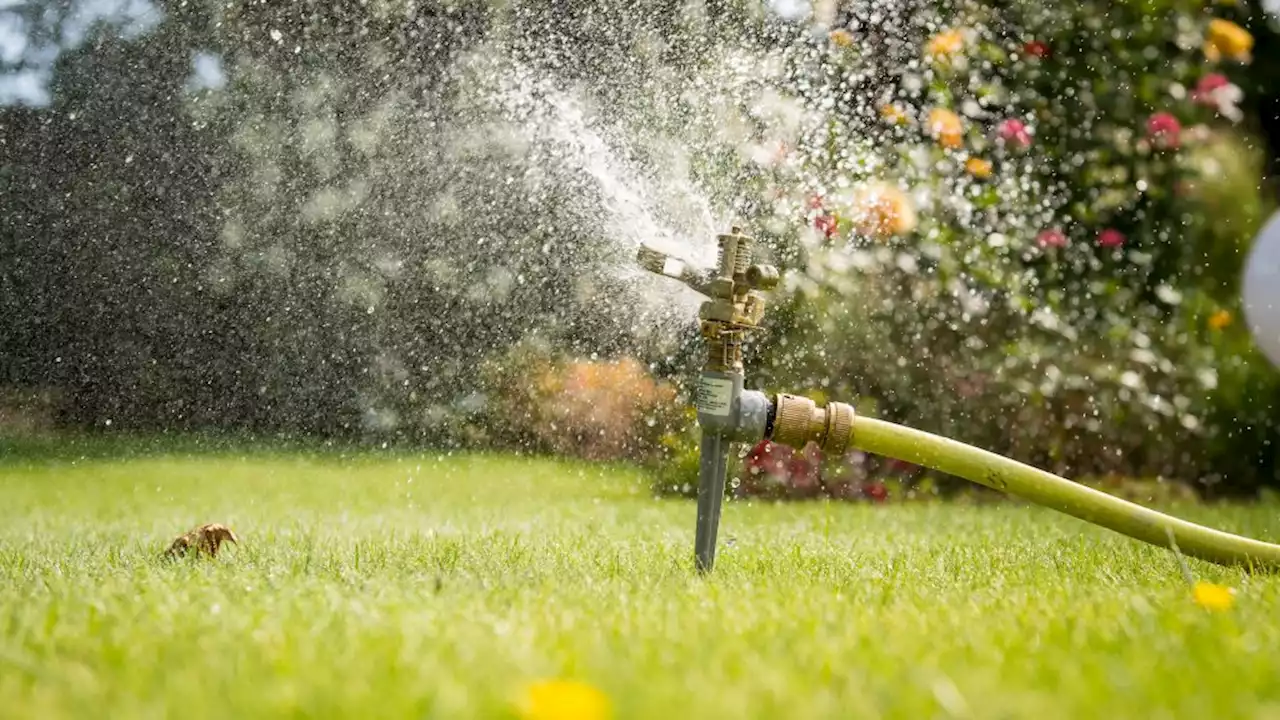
[880,103,909,126]
[926,28,965,58]
[965,157,993,179]
[1204,18,1253,63]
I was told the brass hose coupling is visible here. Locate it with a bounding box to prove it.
[769,394,856,456]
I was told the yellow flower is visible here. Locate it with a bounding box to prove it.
[926,28,965,59]
[965,157,993,179]
[927,107,965,149]
[850,182,917,240]
[1204,18,1253,63]
[830,29,855,47]
[1208,309,1233,330]
[1192,581,1236,611]
[517,679,611,720]
[880,103,909,126]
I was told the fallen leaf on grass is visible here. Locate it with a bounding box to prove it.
[164,523,239,560]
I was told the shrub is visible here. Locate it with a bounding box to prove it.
[479,341,685,464]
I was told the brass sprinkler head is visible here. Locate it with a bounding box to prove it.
[637,226,779,374]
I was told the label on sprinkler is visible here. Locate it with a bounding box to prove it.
[695,376,734,417]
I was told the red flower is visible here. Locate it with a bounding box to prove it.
[1023,40,1050,58]
[1037,228,1068,248]
[996,118,1032,148]
[864,481,888,502]
[789,455,821,491]
[1145,112,1182,148]
[813,213,838,238]
[745,440,789,480]
[1097,228,1126,248]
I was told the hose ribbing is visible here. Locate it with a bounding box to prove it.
[849,415,1280,571]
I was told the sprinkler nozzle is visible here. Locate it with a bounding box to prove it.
[746,264,780,291]
[636,246,672,276]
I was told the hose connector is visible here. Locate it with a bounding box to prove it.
[770,393,855,456]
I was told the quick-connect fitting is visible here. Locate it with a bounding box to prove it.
[769,393,855,456]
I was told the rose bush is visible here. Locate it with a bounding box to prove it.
[655,0,1280,498]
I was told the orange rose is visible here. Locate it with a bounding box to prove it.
[850,182,917,239]
[927,108,964,149]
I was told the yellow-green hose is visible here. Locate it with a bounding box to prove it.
[849,415,1280,571]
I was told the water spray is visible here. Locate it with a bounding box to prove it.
[639,226,1280,574]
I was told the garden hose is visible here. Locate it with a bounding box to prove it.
[847,414,1280,571]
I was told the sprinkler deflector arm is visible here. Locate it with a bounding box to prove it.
[845,415,1280,570]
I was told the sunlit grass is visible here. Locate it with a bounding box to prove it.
[2,445,1279,718]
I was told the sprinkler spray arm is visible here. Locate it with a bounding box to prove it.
[640,227,1280,573]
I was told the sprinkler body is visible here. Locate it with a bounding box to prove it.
[641,226,1280,573]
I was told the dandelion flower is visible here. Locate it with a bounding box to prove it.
[1192,581,1235,611]
[517,679,612,720]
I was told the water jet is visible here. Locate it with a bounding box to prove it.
[640,226,1280,574]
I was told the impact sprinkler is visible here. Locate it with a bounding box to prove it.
[640,226,1280,574]
[637,227,784,572]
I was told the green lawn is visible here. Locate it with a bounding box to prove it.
[2,445,1279,719]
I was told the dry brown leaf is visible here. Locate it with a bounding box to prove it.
[164,523,239,559]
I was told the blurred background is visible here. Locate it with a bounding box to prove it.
[3,0,1279,503]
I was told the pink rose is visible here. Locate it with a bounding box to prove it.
[1023,40,1050,59]
[1191,74,1244,122]
[1193,73,1230,103]
[996,118,1032,148]
[1146,112,1182,149]
[1097,228,1125,248]
[813,213,838,239]
[1037,228,1068,248]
